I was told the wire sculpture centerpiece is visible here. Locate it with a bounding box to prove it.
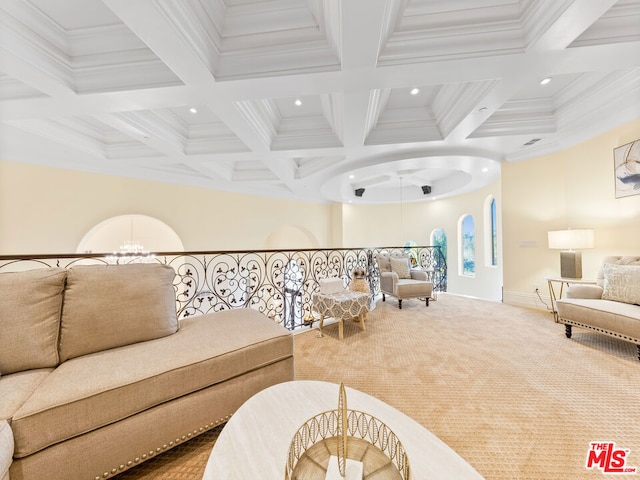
[285,383,411,479]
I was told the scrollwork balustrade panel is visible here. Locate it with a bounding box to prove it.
[0,246,446,331]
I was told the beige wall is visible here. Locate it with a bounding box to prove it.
[342,180,503,301]
[0,161,333,254]
[502,118,640,308]
[0,156,503,301]
[1,118,638,304]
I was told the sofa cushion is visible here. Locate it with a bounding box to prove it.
[0,370,52,422]
[390,256,411,279]
[602,263,640,305]
[395,279,433,297]
[59,264,178,362]
[0,268,66,374]
[11,308,293,458]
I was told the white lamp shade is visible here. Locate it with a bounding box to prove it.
[548,229,594,250]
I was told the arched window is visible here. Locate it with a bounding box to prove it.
[484,196,498,267]
[459,215,475,276]
[430,229,447,270]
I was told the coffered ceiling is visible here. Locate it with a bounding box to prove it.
[1,0,639,203]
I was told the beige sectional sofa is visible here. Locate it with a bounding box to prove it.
[556,256,640,360]
[0,264,294,480]
[0,421,11,480]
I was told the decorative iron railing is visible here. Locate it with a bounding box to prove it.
[0,246,446,331]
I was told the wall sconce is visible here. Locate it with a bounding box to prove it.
[548,229,594,279]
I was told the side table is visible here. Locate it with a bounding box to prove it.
[545,277,596,321]
[312,291,369,340]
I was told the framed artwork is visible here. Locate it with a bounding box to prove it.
[614,139,640,198]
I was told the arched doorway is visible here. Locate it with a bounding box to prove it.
[261,224,320,250]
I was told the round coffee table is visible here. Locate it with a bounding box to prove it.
[203,380,484,479]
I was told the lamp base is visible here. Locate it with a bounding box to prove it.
[560,251,582,279]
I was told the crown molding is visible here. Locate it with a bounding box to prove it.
[364,88,391,141]
[154,0,220,73]
[294,155,344,180]
[320,92,344,143]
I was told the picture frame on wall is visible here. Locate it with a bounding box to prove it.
[614,139,640,198]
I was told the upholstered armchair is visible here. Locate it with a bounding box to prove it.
[375,253,433,309]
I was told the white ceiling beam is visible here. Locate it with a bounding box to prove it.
[208,40,640,105]
[527,0,619,51]
[340,0,388,148]
[0,47,74,99]
[0,85,194,121]
[442,68,529,143]
[99,112,185,155]
[202,94,272,153]
[341,0,387,69]
[101,0,215,87]
[258,157,307,195]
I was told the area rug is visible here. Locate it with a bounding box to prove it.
[116,294,640,479]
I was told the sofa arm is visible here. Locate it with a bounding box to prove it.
[566,284,603,299]
[0,420,13,480]
[410,269,429,281]
[380,271,397,293]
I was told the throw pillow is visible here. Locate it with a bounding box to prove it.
[390,256,411,279]
[376,254,392,273]
[602,263,640,305]
[0,268,67,374]
[59,263,178,362]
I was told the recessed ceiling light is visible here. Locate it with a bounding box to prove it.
[349,174,355,179]
[540,77,552,86]
[482,167,489,173]
[189,107,197,114]
[294,99,302,106]
[410,87,420,95]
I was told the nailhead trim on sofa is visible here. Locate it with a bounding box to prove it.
[94,414,232,479]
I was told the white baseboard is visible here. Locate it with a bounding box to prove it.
[503,291,552,313]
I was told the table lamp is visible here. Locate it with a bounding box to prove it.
[548,229,594,279]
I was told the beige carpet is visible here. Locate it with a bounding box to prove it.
[116,294,640,479]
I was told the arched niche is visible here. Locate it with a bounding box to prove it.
[77,214,184,254]
[262,224,320,250]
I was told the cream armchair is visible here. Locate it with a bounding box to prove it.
[375,253,433,309]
